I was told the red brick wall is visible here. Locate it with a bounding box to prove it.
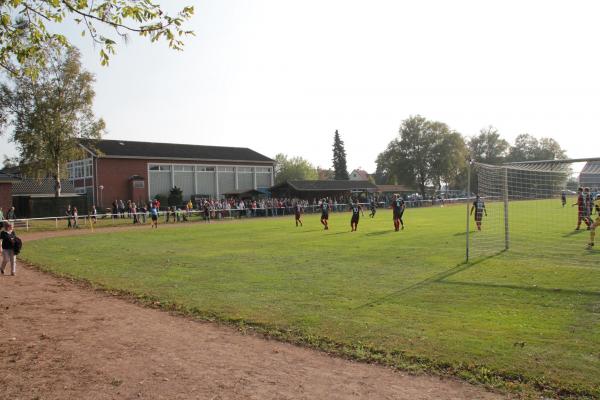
[0,183,13,214]
[95,158,275,208]
[96,158,148,209]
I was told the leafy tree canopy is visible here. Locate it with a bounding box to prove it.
[375,115,468,195]
[0,46,105,196]
[0,0,194,76]
[275,153,318,184]
[468,126,510,164]
[507,134,566,162]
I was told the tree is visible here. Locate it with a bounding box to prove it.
[0,47,105,197]
[468,126,509,164]
[507,134,567,162]
[332,130,349,180]
[375,115,468,196]
[274,153,318,184]
[168,186,183,207]
[0,0,194,76]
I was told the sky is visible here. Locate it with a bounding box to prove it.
[1,0,600,172]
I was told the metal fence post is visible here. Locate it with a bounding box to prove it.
[503,167,510,251]
[466,160,471,263]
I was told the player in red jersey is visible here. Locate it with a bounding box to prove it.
[294,202,303,227]
[573,187,590,230]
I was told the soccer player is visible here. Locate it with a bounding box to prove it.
[294,201,303,227]
[369,198,377,218]
[573,187,591,230]
[470,194,487,231]
[203,200,211,223]
[320,197,330,230]
[392,194,405,231]
[150,204,159,228]
[586,194,600,249]
[561,191,567,207]
[350,200,364,231]
[584,187,593,230]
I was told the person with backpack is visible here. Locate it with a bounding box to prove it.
[1,222,19,276]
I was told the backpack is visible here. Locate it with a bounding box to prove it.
[12,236,22,255]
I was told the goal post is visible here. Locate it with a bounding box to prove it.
[466,157,600,265]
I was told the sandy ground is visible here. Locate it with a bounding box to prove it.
[0,226,506,400]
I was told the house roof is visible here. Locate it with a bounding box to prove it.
[274,180,378,192]
[12,178,78,196]
[349,169,370,180]
[80,139,274,163]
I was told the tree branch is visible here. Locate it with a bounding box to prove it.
[61,0,174,33]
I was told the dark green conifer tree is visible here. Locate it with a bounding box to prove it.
[332,130,349,180]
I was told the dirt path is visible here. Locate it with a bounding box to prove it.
[0,228,506,399]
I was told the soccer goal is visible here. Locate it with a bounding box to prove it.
[466,158,600,264]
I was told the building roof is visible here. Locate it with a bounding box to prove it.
[12,178,78,196]
[349,169,370,181]
[275,180,378,192]
[580,161,600,175]
[0,171,21,183]
[376,184,414,193]
[80,139,274,163]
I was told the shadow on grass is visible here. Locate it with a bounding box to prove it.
[365,230,393,237]
[439,280,600,297]
[353,251,506,310]
[561,229,589,238]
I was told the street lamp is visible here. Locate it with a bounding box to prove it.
[98,185,104,209]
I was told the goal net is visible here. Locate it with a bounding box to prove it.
[467,159,600,265]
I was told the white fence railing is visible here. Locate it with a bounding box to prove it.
[2,198,472,232]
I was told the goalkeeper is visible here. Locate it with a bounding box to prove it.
[586,194,600,250]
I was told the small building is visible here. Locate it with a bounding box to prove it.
[579,161,600,189]
[0,171,20,214]
[270,180,378,200]
[11,178,84,218]
[68,139,275,208]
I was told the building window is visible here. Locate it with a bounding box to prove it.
[174,165,193,172]
[67,158,93,180]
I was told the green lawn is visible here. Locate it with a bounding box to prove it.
[20,201,600,398]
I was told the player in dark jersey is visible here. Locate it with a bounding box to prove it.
[470,194,487,231]
[294,202,303,227]
[350,200,364,231]
[561,191,567,207]
[392,194,405,231]
[369,198,376,218]
[320,198,330,230]
[573,187,590,230]
[203,200,211,223]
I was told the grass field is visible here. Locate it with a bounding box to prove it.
[20,201,600,398]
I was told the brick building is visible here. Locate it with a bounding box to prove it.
[0,171,19,214]
[69,139,275,208]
